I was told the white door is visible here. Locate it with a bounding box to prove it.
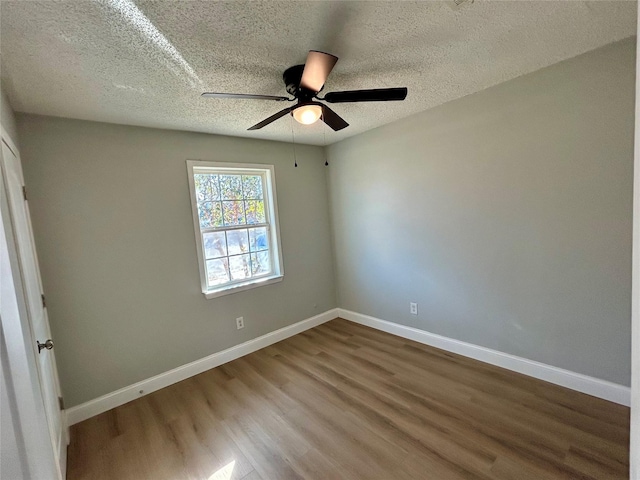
[1,138,66,477]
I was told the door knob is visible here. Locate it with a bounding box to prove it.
[37,339,54,353]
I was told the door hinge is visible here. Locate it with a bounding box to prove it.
[22,186,27,201]
[41,294,46,308]
[58,396,65,410]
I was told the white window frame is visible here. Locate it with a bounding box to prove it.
[186,160,284,299]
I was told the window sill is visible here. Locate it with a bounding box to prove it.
[202,274,284,299]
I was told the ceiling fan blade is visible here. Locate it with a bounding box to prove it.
[300,51,338,93]
[202,92,290,101]
[248,106,295,130]
[320,104,349,131]
[323,87,408,103]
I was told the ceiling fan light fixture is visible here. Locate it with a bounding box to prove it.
[292,104,322,125]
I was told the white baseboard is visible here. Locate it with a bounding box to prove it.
[338,309,631,406]
[66,306,629,427]
[66,308,339,426]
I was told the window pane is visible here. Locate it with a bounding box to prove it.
[203,231,226,259]
[226,229,249,255]
[229,254,251,280]
[194,174,220,201]
[249,227,268,252]
[219,175,243,200]
[190,164,281,295]
[251,251,271,276]
[206,258,229,286]
[242,175,263,199]
[245,200,265,225]
[198,202,223,228]
[223,201,246,226]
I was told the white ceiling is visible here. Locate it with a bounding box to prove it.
[1,0,636,145]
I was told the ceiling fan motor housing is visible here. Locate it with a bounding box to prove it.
[283,64,318,100]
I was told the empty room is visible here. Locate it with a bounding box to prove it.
[1,1,639,479]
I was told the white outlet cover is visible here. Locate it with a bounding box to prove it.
[410,303,418,315]
[236,316,244,329]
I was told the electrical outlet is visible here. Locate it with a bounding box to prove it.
[410,302,418,315]
[236,317,244,329]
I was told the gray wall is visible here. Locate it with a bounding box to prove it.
[327,38,635,386]
[17,115,336,407]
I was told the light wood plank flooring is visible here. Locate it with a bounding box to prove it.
[68,318,630,480]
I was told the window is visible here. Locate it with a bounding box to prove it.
[186,161,284,298]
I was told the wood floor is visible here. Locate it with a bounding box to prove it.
[67,318,630,480]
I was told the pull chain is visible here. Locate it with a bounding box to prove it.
[323,113,329,166]
[290,114,298,167]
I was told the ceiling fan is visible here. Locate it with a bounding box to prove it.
[201,50,408,132]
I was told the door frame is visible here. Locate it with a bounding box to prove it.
[1,125,64,480]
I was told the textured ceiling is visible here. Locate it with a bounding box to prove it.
[1,0,636,145]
